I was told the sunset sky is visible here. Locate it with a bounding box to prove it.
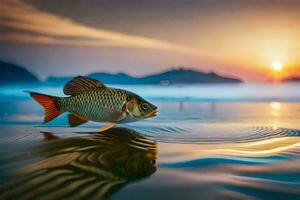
[0,0,300,81]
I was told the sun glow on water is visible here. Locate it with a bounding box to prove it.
[270,102,281,111]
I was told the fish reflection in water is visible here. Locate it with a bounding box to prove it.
[0,128,157,200]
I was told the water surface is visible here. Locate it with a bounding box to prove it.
[0,83,300,199]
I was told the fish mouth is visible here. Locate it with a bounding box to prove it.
[147,109,159,118]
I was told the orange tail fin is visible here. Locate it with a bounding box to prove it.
[29,92,63,123]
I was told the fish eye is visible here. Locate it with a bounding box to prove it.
[141,103,149,110]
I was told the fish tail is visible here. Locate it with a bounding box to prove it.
[29,92,63,123]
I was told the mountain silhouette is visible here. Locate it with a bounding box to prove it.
[0,61,39,85]
[131,68,242,84]
[0,61,242,85]
[48,68,242,85]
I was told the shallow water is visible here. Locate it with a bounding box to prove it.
[0,84,300,200]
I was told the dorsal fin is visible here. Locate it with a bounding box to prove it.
[63,76,107,95]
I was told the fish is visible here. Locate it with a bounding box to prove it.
[29,76,158,128]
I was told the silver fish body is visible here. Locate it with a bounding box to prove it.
[58,88,131,122]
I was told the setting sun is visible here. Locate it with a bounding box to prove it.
[272,62,282,71]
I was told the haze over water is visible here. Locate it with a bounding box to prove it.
[0,83,300,199]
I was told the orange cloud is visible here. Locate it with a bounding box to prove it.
[0,32,62,45]
[0,0,198,54]
[0,32,146,47]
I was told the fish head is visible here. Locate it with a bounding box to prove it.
[125,95,158,120]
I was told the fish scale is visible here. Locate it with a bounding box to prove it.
[58,88,128,122]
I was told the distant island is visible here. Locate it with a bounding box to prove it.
[0,60,242,86]
[0,61,39,85]
[47,68,242,85]
[283,77,300,82]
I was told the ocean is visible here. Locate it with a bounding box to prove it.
[0,83,300,200]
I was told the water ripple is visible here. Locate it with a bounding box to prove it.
[134,125,300,144]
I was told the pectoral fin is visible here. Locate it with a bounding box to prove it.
[68,114,88,127]
[107,109,126,122]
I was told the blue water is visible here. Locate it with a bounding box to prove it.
[0,83,300,199]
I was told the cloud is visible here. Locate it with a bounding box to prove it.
[0,32,141,47]
[0,0,198,54]
[0,32,62,45]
